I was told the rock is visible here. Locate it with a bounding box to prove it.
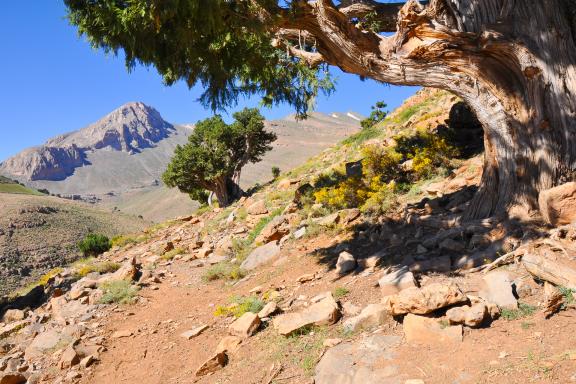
[293,227,307,239]
[542,282,564,318]
[112,330,133,338]
[195,352,228,377]
[416,245,427,254]
[342,304,389,333]
[258,302,279,318]
[385,283,467,316]
[403,314,462,344]
[247,200,268,216]
[255,216,290,244]
[340,208,361,225]
[215,336,242,354]
[446,303,488,327]
[479,271,518,310]
[336,251,356,275]
[405,380,425,384]
[59,346,80,369]
[249,285,263,294]
[439,238,465,252]
[323,338,342,347]
[409,255,452,273]
[229,312,261,338]
[101,257,139,282]
[273,294,340,336]
[1,310,25,323]
[240,241,281,271]
[315,334,401,384]
[0,373,27,384]
[181,325,209,339]
[25,329,69,359]
[342,302,362,316]
[539,182,576,225]
[296,273,315,283]
[80,355,97,368]
[277,179,292,190]
[314,213,340,227]
[378,267,417,296]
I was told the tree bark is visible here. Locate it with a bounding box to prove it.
[273,0,576,220]
[211,175,244,207]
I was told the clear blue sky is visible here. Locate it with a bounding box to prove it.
[0,1,418,162]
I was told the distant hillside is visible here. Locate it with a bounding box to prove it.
[0,176,45,196]
[1,104,362,222]
[0,193,148,296]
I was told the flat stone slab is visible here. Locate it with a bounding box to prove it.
[240,241,281,270]
[479,271,518,310]
[315,335,402,384]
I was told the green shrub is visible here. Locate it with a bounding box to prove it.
[73,258,120,277]
[500,302,537,321]
[272,166,281,179]
[214,295,264,318]
[78,234,111,257]
[162,247,185,260]
[203,262,246,282]
[99,280,139,304]
[333,287,350,300]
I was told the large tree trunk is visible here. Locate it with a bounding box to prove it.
[276,0,576,220]
[211,175,244,207]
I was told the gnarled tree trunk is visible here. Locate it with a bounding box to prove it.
[274,0,576,220]
[211,175,244,207]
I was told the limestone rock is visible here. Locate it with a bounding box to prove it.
[59,346,80,369]
[385,283,467,316]
[273,294,340,336]
[479,271,518,310]
[542,282,564,318]
[25,329,68,359]
[255,215,290,244]
[336,251,356,275]
[195,352,227,377]
[446,303,488,327]
[403,314,462,344]
[240,241,281,271]
[315,335,402,384]
[258,302,279,318]
[293,226,307,239]
[342,304,389,333]
[378,267,417,296]
[181,325,209,339]
[539,182,576,225]
[215,336,242,354]
[229,312,261,338]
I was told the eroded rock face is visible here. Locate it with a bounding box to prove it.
[385,283,467,316]
[539,182,576,226]
[315,335,402,384]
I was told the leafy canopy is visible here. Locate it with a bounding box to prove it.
[162,108,276,200]
[361,101,388,130]
[64,0,335,116]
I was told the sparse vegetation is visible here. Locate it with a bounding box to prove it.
[162,247,185,260]
[500,303,538,321]
[271,166,281,179]
[213,295,264,318]
[559,286,575,308]
[73,258,120,277]
[78,233,111,257]
[99,280,139,304]
[332,286,349,299]
[203,262,246,282]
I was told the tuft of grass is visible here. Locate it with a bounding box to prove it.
[203,262,246,282]
[73,258,120,277]
[268,326,328,376]
[162,247,185,260]
[11,268,63,298]
[111,234,149,248]
[559,286,575,308]
[98,280,139,304]
[332,287,349,300]
[214,295,264,318]
[500,302,537,321]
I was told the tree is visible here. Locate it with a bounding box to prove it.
[361,101,388,130]
[272,166,281,179]
[162,108,276,207]
[66,0,576,219]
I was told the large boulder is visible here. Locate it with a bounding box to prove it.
[273,294,340,336]
[385,283,467,316]
[240,241,281,270]
[342,304,389,333]
[403,314,462,344]
[378,267,417,296]
[336,251,356,275]
[479,271,517,310]
[247,200,268,216]
[314,335,402,384]
[539,182,576,226]
[228,312,261,338]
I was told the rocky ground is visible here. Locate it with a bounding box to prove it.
[2,153,576,384]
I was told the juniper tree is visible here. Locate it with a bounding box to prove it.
[66,0,576,219]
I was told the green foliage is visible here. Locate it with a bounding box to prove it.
[99,280,139,304]
[247,208,283,244]
[213,295,264,318]
[500,303,537,321]
[559,286,575,308]
[361,101,387,130]
[64,0,334,116]
[77,233,111,257]
[12,268,64,298]
[162,247,185,260]
[332,287,349,300]
[203,262,246,282]
[341,124,381,146]
[111,234,149,248]
[272,166,281,179]
[162,108,276,206]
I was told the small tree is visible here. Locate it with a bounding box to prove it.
[271,166,281,179]
[163,108,276,207]
[361,101,388,130]
[78,233,111,257]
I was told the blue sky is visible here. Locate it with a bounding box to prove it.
[0,1,418,162]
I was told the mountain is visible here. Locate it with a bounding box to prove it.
[0,104,361,221]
